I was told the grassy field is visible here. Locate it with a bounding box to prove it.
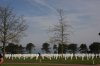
[2,64,48,66]
[1,64,98,66]
[2,57,100,66]
[4,57,100,64]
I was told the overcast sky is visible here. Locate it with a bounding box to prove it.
[0,0,100,47]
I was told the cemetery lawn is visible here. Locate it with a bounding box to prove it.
[3,56,100,65]
[1,63,100,66]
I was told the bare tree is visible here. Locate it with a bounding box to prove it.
[0,6,28,57]
[49,9,70,55]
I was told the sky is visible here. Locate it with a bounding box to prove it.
[0,0,100,47]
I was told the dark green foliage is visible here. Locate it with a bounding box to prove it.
[79,44,88,53]
[26,43,35,54]
[6,43,24,54]
[41,43,50,53]
[53,44,58,54]
[68,44,77,55]
[58,44,67,54]
[89,42,100,54]
[18,45,24,53]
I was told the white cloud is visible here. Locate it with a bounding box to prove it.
[21,0,100,46]
[25,15,59,30]
[26,0,56,13]
[34,0,55,11]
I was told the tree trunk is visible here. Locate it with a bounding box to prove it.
[2,41,6,58]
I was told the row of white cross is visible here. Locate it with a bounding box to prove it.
[5,53,98,64]
[5,53,100,60]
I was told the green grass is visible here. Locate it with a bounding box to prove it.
[3,56,100,65]
[2,64,50,66]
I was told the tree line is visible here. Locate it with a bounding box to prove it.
[4,42,100,55]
